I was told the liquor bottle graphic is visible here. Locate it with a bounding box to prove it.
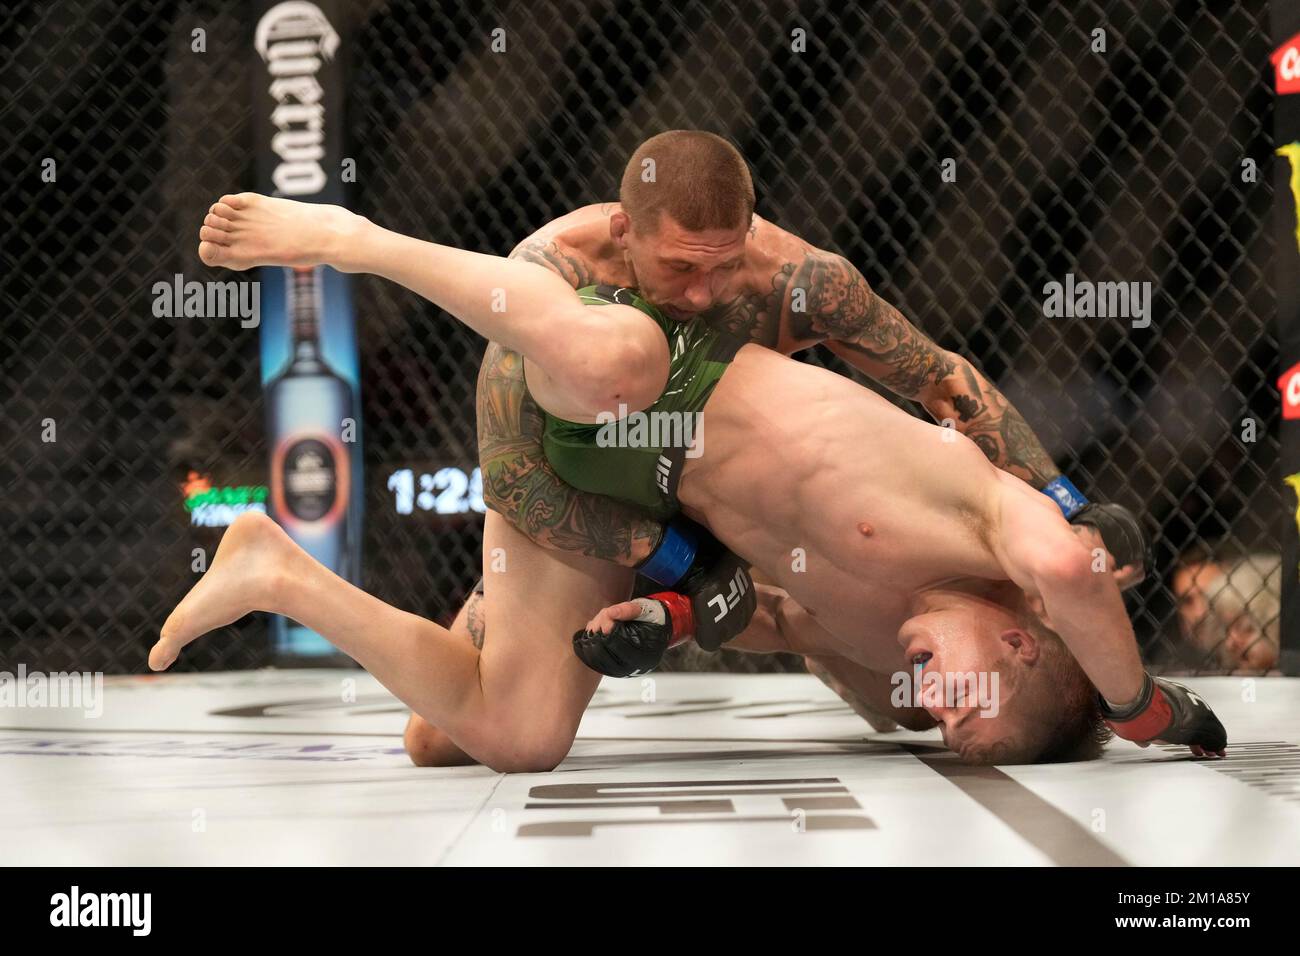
[265,265,359,655]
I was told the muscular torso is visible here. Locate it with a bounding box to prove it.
[677,344,1008,671]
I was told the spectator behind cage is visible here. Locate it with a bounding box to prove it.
[1171,552,1281,674]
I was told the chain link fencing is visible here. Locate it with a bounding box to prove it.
[0,0,1279,677]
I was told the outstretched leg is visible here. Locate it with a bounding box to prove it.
[197,191,667,419]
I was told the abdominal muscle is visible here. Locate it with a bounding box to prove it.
[677,345,1007,669]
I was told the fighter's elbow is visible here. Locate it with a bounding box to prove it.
[1031,538,1097,590]
[917,351,972,407]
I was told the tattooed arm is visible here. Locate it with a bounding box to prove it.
[790,250,1060,488]
[476,340,664,564]
[471,236,666,565]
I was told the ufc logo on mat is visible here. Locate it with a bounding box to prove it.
[519,778,875,837]
[707,567,750,623]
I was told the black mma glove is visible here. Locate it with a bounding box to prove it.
[1041,477,1152,580]
[573,518,756,677]
[1100,673,1228,756]
[572,593,692,678]
[1070,501,1152,579]
[672,527,756,651]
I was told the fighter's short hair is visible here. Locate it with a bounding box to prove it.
[619,130,755,234]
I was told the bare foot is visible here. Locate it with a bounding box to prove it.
[197,192,363,272]
[150,511,292,671]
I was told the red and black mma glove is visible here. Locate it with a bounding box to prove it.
[572,517,756,678]
[1041,477,1152,578]
[571,594,692,678]
[1100,673,1228,756]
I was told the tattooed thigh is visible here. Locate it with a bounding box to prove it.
[448,586,487,649]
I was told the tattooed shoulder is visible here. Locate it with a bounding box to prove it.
[786,250,873,342]
[508,237,598,288]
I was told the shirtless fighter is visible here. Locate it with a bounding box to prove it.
[401,132,1183,763]
[152,135,1225,767]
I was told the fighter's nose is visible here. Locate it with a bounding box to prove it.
[684,287,712,308]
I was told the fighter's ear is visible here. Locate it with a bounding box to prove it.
[609,210,632,246]
[997,627,1042,663]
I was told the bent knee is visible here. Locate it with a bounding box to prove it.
[572,311,668,414]
[475,724,575,774]
[406,712,574,773]
[403,713,477,768]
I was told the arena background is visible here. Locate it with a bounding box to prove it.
[0,0,1288,676]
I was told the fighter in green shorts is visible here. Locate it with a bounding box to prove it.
[535,285,755,674]
[540,285,745,519]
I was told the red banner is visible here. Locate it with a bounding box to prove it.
[1274,31,1300,95]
